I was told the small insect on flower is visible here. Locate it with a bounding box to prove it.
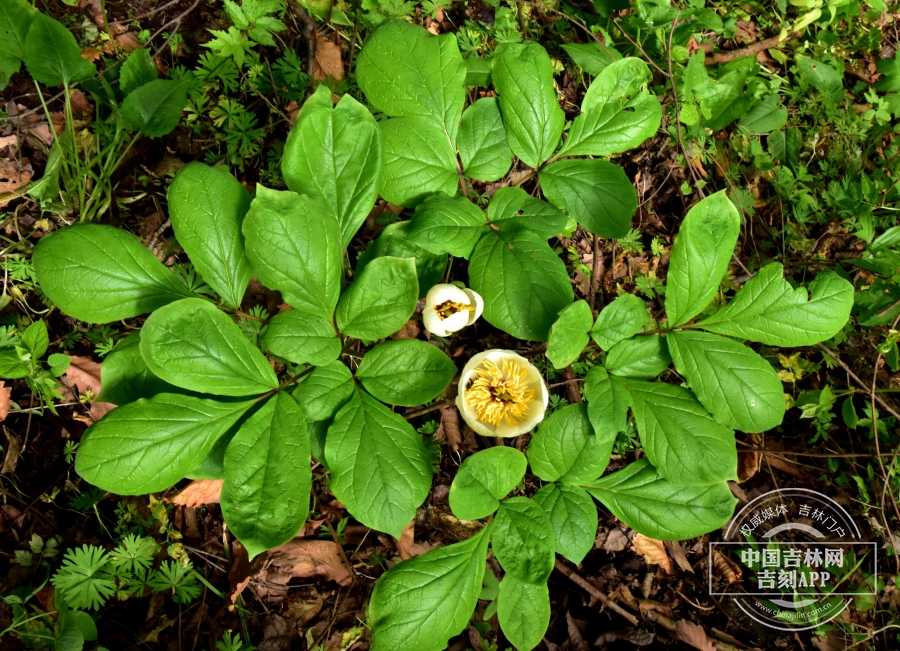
[457,349,549,438]
[423,283,484,337]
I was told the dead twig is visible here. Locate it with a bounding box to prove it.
[705,31,801,66]
[554,560,639,626]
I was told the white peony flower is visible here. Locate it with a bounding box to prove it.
[456,349,549,438]
[423,284,483,337]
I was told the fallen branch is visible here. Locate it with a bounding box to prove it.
[286,0,318,80]
[705,31,801,66]
[554,560,639,626]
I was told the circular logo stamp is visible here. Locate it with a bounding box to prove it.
[709,488,877,631]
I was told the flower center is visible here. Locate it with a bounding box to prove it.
[466,358,536,427]
[434,300,470,320]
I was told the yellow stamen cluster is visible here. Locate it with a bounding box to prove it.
[466,358,536,426]
[434,300,470,319]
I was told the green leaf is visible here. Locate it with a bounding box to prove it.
[465,56,492,86]
[292,361,353,422]
[406,194,486,259]
[119,48,157,95]
[561,42,622,76]
[356,20,465,142]
[121,78,190,138]
[448,447,527,521]
[666,330,785,433]
[665,190,741,326]
[221,393,311,559]
[261,310,341,367]
[540,159,636,239]
[533,484,597,564]
[875,55,900,92]
[546,300,593,369]
[0,0,34,60]
[48,353,71,376]
[356,339,456,407]
[492,41,564,168]
[738,95,787,134]
[243,186,343,319]
[27,139,61,203]
[591,294,648,350]
[469,229,573,341]
[33,224,195,324]
[368,523,491,651]
[497,576,550,651]
[796,55,843,99]
[325,389,432,537]
[356,221,445,292]
[0,349,27,379]
[622,379,737,486]
[97,332,180,404]
[20,320,48,358]
[557,57,661,157]
[76,393,253,494]
[379,116,458,207]
[768,128,801,169]
[696,264,853,346]
[585,458,737,540]
[527,403,613,485]
[336,256,419,341]
[23,12,95,86]
[487,187,568,239]
[140,298,278,396]
[492,497,555,584]
[583,365,630,441]
[0,54,19,92]
[458,97,512,182]
[167,163,252,308]
[283,86,382,247]
[605,334,671,379]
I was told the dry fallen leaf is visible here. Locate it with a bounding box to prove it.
[597,528,629,552]
[438,405,462,452]
[61,355,115,420]
[169,479,223,507]
[0,159,33,193]
[0,381,11,422]
[267,539,352,586]
[394,520,432,560]
[675,620,716,651]
[1,428,21,474]
[663,539,694,573]
[116,33,142,52]
[712,548,742,583]
[313,38,344,81]
[631,534,672,574]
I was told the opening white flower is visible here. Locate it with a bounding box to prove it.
[423,284,484,337]
[456,349,549,438]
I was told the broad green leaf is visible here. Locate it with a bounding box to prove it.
[23,13,95,86]
[696,264,853,346]
[591,294,648,350]
[605,334,671,379]
[368,523,491,651]
[768,128,801,169]
[356,339,456,407]
[121,78,190,138]
[97,332,180,404]
[292,361,353,421]
[465,56,492,86]
[140,298,278,396]
[356,20,465,142]
[20,320,48,358]
[0,0,34,60]
[119,48,157,95]
[492,497,555,584]
[546,300,593,369]
[221,393,311,559]
[738,95,787,134]
[337,256,419,341]
[283,86,382,246]
[583,366,630,441]
[622,379,737,486]
[168,163,252,308]
[666,191,741,326]
[561,42,622,76]
[497,576,550,651]
[356,221,445,292]
[243,186,343,319]
[27,139,61,203]
[487,187,568,239]
[469,229,573,341]
[261,310,341,367]
[448,447,527,521]
[875,54,900,92]
[0,55,19,92]
[667,330,785,433]
[307,419,329,468]
[0,349,27,379]
[533,484,597,564]
[406,194,486,259]
[33,224,195,324]
[540,159,636,239]
[584,458,738,540]
[492,41,565,168]
[796,55,843,99]
[458,97,512,182]
[557,57,661,157]
[527,403,613,485]
[379,117,458,207]
[76,393,253,494]
[325,389,432,537]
